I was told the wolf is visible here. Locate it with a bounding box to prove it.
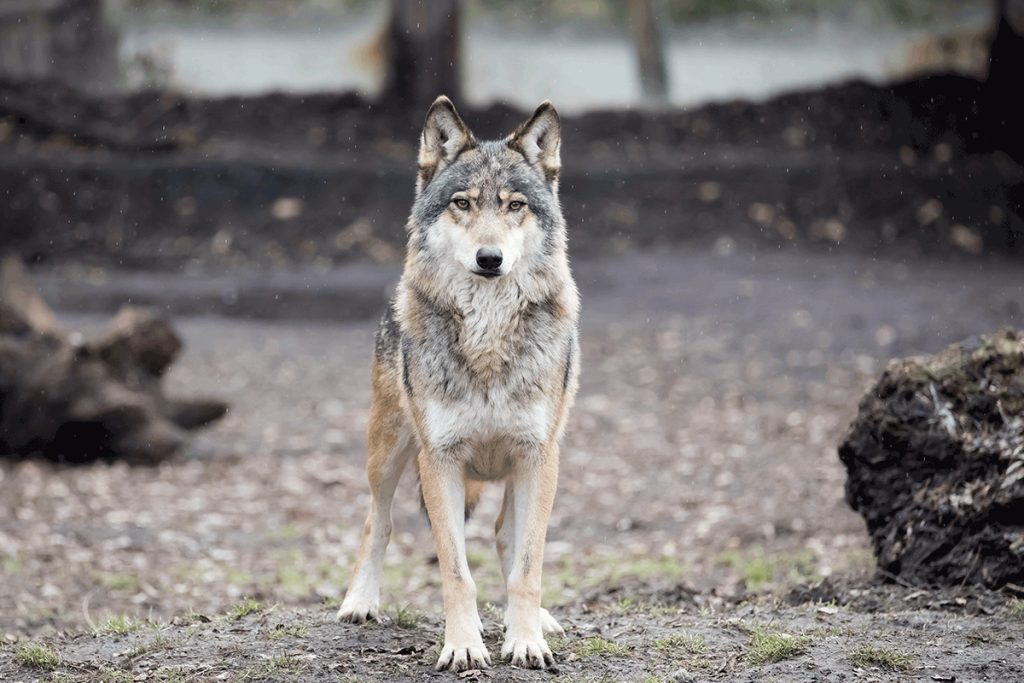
[337,96,579,672]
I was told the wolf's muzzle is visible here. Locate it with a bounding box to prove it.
[475,247,503,277]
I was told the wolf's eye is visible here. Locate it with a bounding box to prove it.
[452,198,470,211]
[508,200,525,212]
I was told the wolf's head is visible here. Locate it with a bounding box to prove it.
[406,96,566,286]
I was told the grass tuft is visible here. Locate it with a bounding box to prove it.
[387,605,425,629]
[653,632,707,654]
[15,642,61,669]
[849,645,914,672]
[228,598,265,620]
[125,634,178,660]
[1009,599,1024,617]
[266,624,309,640]
[239,654,306,680]
[570,636,633,658]
[99,614,145,635]
[747,627,811,665]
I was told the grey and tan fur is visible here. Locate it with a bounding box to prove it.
[337,96,579,672]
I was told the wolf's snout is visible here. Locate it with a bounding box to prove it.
[475,247,503,272]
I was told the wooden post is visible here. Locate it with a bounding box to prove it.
[382,0,462,109]
[629,0,669,104]
[0,0,119,91]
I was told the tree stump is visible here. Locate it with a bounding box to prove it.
[839,329,1024,588]
[0,257,227,463]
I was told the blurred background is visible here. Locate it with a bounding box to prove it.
[1,0,1023,650]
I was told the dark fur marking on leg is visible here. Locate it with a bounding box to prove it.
[401,336,413,397]
[562,339,573,391]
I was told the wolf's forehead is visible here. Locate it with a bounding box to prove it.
[461,142,533,190]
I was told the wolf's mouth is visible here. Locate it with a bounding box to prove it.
[473,269,502,279]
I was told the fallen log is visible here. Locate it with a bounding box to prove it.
[0,257,226,463]
[840,329,1024,588]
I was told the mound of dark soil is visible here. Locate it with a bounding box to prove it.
[840,329,1024,588]
[1,72,1022,270]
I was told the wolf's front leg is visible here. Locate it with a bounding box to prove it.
[418,449,491,672]
[502,447,559,669]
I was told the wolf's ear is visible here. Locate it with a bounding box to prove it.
[508,101,561,189]
[417,96,475,193]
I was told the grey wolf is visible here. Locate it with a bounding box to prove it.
[337,96,579,672]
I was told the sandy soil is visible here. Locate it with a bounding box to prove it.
[0,246,1022,681]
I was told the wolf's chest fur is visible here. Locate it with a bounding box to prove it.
[404,283,571,463]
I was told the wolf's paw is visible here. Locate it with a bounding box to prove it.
[435,641,492,672]
[502,636,554,669]
[539,607,564,635]
[336,595,379,624]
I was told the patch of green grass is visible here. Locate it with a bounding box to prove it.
[228,598,265,620]
[388,605,424,629]
[126,634,177,660]
[612,597,648,614]
[1009,599,1024,617]
[101,572,140,591]
[226,569,254,587]
[747,627,811,665]
[610,555,686,582]
[97,670,134,683]
[99,614,145,635]
[719,551,774,591]
[1,553,25,575]
[719,549,822,592]
[849,645,913,672]
[15,642,61,669]
[239,654,307,680]
[152,667,188,683]
[276,565,312,597]
[266,624,309,640]
[653,632,707,654]
[570,636,633,658]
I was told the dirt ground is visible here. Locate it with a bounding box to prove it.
[1,247,1022,681]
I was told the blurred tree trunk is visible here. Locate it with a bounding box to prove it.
[987,0,1024,158]
[629,0,669,104]
[0,0,119,91]
[382,0,461,110]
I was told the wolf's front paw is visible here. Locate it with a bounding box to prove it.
[336,595,380,623]
[435,640,491,672]
[502,635,554,669]
[539,607,564,635]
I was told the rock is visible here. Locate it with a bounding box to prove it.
[839,329,1024,588]
[0,257,227,463]
[670,668,698,683]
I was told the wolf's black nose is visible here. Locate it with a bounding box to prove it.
[476,248,503,271]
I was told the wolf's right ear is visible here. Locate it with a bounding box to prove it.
[508,101,561,191]
[417,96,476,193]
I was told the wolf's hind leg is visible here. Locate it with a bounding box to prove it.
[338,388,414,624]
[495,481,563,636]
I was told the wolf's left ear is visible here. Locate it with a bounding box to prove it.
[508,101,561,190]
[418,95,476,193]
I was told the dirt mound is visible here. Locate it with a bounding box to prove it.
[1,73,1022,270]
[840,329,1024,588]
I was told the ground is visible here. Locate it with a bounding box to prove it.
[1,246,1022,681]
